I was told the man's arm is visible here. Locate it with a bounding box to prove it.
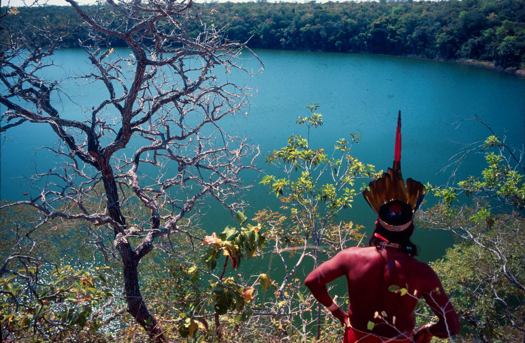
[304,249,352,325]
[414,267,460,343]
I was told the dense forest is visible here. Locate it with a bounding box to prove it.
[2,0,525,69]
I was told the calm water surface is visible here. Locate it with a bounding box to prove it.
[2,49,524,265]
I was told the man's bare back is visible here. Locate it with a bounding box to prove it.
[305,246,460,341]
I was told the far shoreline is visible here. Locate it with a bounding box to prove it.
[368,52,525,79]
[454,58,525,78]
[270,48,525,79]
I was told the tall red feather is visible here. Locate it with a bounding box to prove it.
[362,110,426,216]
[394,110,402,163]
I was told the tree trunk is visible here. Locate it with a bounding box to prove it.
[100,158,167,343]
[122,252,167,343]
[100,156,126,227]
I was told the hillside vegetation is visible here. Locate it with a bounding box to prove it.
[2,0,525,69]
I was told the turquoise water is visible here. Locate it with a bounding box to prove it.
[223,49,525,262]
[2,49,524,264]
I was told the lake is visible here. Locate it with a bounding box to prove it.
[1,49,525,264]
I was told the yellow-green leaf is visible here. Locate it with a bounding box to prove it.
[388,285,399,293]
[297,293,304,302]
[260,273,271,291]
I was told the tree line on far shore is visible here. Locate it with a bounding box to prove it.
[2,0,525,69]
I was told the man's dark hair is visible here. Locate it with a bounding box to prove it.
[369,222,419,257]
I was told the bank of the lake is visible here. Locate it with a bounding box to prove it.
[453,58,525,78]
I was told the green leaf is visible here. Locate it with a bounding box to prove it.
[258,235,266,249]
[483,135,503,148]
[236,211,248,225]
[260,273,271,291]
[248,230,256,247]
[77,313,87,328]
[260,175,276,185]
[400,288,408,296]
[190,269,199,284]
[388,285,400,293]
[297,293,304,302]
[220,226,238,241]
[367,321,375,330]
[206,256,217,271]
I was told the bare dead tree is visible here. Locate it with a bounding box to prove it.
[1,0,262,341]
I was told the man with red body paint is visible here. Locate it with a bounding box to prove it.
[305,113,460,343]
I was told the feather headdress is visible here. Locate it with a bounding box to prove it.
[362,111,425,232]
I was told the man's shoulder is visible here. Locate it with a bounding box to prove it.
[409,259,442,293]
[339,246,376,256]
[330,247,380,273]
[413,259,438,276]
[336,246,382,262]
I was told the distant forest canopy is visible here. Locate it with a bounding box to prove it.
[3,0,525,69]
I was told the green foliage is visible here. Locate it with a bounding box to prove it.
[210,277,246,316]
[296,103,323,132]
[428,137,525,212]
[0,199,123,342]
[391,7,403,16]
[483,135,503,148]
[261,111,367,259]
[431,225,525,342]
[252,105,375,341]
[119,216,269,342]
[172,212,267,339]
[178,317,200,338]
[260,105,374,255]
[260,104,375,227]
[426,184,459,213]
[423,135,525,342]
[265,134,326,168]
[460,150,525,208]
[0,265,113,342]
[202,212,266,271]
[5,0,524,69]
